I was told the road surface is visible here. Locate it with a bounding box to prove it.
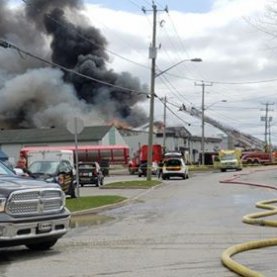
[1,167,277,276]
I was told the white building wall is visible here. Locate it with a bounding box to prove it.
[122,132,150,157]
[102,127,128,146]
[1,144,22,166]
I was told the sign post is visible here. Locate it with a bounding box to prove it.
[66,117,84,197]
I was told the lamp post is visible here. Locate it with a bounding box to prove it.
[146,57,202,180]
[155,58,202,78]
[205,99,227,110]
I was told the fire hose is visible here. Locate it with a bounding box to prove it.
[220,172,277,277]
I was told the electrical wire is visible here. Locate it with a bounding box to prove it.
[0,40,150,96]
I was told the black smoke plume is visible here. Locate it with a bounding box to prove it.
[0,0,148,128]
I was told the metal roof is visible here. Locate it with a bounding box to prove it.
[0,126,112,144]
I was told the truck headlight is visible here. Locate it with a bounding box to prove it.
[61,191,66,207]
[0,196,6,212]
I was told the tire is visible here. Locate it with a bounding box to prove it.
[69,182,76,198]
[25,239,58,251]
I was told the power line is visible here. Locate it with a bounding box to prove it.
[0,39,150,96]
[161,69,277,85]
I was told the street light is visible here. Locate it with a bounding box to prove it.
[205,99,227,110]
[146,57,202,181]
[155,58,202,78]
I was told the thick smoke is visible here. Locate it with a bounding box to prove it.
[0,0,148,129]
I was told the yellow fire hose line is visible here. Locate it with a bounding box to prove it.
[222,238,277,277]
[221,198,277,276]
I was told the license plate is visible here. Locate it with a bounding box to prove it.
[37,222,52,233]
[80,177,90,181]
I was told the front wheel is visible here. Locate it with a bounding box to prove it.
[69,182,77,198]
[96,179,100,187]
[25,239,58,251]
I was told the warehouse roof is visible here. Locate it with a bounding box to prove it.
[0,125,112,144]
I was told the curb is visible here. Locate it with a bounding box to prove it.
[71,183,163,217]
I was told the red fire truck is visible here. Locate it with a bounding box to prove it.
[128,144,163,174]
[241,151,277,165]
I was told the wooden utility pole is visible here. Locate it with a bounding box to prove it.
[261,102,274,152]
[143,2,167,181]
[162,96,167,152]
[195,81,213,165]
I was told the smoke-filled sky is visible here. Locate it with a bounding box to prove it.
[4,0,277,146]
[0,0,148,129]
[78,0,277,146]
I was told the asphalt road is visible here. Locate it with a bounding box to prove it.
[2,167,277,277]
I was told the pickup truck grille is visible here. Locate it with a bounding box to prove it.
[6,188,65,216]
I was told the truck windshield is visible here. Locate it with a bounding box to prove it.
[0,161,16,176]
[29,161,59,175]
[221,154,236,161]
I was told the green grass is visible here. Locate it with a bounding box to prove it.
[66,195,126,212]
[102,180,161,189]
[66,180,161,212]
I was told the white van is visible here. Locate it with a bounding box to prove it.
[27,150,74,168]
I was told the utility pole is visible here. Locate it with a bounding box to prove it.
[143,2,167,181]
[162,96,167,152]
[261,102,274,152]
[195,81,213,165]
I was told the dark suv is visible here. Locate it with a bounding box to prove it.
[78,162,104,187]
[28,160,76,198]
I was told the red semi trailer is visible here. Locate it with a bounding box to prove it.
[20,145,130,167]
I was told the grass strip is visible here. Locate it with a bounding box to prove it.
[102,180,161,189]
[66,195,126,212]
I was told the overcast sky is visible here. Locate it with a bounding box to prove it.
[5,0,277,146]
[79,0,277,146]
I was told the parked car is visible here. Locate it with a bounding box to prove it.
[138,162,158,177]
[162,158,189,180]
[78,161,104,187]
[28,160,76,198]
[138,162,147,177]
[0,160,70,250]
